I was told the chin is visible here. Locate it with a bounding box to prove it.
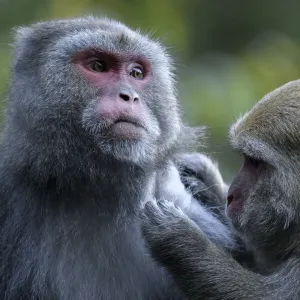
[98,138,158,166]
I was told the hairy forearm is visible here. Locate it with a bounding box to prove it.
[158,232,267,300]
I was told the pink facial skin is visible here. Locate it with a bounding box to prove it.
[226,155,262,218]
[73,49,153,139]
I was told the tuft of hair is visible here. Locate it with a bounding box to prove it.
[174,124,207,154]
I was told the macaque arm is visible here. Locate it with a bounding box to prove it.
[141,199,300,300]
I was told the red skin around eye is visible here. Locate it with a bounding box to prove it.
[73,49,151,90]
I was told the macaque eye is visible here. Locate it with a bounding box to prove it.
[89,61,106,73]
[130,67,144,80]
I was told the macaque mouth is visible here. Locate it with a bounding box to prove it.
[114,117,146,129]
[109,116,148,139]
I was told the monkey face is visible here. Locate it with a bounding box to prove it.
[74,49,163,164]
[227,152,299,255]
[12,17,181,166]
[227,133,300,257]
[226,155,270,228]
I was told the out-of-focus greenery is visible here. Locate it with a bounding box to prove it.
[1,0,300,181]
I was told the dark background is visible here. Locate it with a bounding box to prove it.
[1,0,300,181]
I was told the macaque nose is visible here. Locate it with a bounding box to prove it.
[119,90,139,102]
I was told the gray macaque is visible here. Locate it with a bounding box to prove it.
[0,17,236,299]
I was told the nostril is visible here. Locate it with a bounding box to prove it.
[119,93,130,101]
[133,96,139,102]
[227,194,234,206]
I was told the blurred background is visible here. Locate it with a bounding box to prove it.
[1,0,300,181]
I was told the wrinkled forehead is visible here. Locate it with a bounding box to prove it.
[52,22,168,65]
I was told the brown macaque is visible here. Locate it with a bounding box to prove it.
[142,80,300,300]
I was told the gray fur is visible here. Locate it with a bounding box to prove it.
[155,161,235,249]
[0,17,235,300]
